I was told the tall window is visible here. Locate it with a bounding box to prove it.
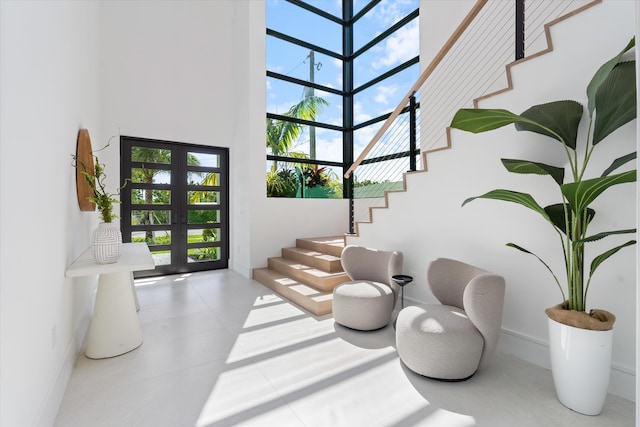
[266,0,419,199]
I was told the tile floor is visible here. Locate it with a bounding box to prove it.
[54,269,635,427]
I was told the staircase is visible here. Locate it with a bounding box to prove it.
[252,236,349,316]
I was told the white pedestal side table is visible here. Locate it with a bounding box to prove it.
[65,242,155,359]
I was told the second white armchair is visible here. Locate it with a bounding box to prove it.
[332,245,403,331]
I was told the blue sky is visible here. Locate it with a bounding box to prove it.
[266,0,419,169]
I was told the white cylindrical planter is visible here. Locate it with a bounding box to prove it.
[92,222,122,264]
[547,317,613,415]
[85,270,142,358]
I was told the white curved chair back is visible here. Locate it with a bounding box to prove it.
[341,245,403,291]
[427,258,506,368]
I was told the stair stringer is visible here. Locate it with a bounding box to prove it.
[349,0,603,239]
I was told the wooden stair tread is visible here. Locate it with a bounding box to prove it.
[253,268,333,316]
[296,236,345,258]
[253,235,347,316]
[284,246,341,262]
[282,247,343,273]
[268,257,349,292]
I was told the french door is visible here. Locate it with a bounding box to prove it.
[120,136,229,277]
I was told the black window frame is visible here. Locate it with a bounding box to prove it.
[266,0,419,198]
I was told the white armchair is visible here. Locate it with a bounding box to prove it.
[332,245,403,331]
[395,258,505,380]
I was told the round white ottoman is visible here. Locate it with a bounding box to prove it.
[332,280,394,331]
[395,304,484,380]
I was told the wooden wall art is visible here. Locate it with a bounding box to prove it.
[76,128,96,211]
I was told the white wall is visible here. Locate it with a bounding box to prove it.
[0,1,347,425]
[0,2,101,425]
[351,0,637,401]
[420,0,475,66]
[99,0,349,278]
[229,1,349,276]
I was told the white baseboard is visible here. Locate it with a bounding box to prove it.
[36,315,91,426]
[499,327,636,402]
[230,259,252,278]
[404,297,636,403]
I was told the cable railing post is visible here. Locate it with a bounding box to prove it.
[345,170,354,234]
[515,0,525,60]
[409,92,417,172]
[349,191,355,235]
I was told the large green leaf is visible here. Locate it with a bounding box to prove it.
[561,170,637,213]
[587,37,635,115]
[580,228,637,243]
[450,109,539,133]
[501,158,565,186]
[515,101,583,150]
[601,152,637,177]
[544,203,595,237]
[589,240,636,278]
[593,61,637,145]
[462,189,550,221]
[507,243,564,299]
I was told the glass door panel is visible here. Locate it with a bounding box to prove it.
[121,136,228,276]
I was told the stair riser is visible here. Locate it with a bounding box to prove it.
[296,238,345,258]
[252,268,332,316]
[268,258,349,292]
[282,247,343,273]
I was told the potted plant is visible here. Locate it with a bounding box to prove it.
[450,38,636,415]
[73,138,123,264]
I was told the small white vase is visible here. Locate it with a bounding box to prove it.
[548,317,613,415]
[92,222,122,264]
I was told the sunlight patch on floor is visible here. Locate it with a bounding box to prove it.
[240,297,305,328]
[195,364,287,427]
[134,276,166,287]
[252,294,285,306]
[422,408,476,427]
[229,319,334,362]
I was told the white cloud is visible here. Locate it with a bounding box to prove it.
[266,64,284,73]
[373,0,414,27]
[354,127,375,152]
[315,134,344,163]
[354,101,372,123]
[374,84,398,104]
[372,21,418,70]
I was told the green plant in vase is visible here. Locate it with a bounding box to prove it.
[450,38,636,325]
[82,156,119,222]
[72,138,125,264]
[72,141,121,223]
[450,37,637,415]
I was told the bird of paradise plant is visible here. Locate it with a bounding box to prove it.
[450,38,636,324]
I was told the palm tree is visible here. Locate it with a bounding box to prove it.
[267,95,328,169]
[131,147,199,242]
[189,173,219,204]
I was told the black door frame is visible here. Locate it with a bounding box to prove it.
[120,136,229,277]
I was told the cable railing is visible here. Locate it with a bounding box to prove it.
[346,0,598,234]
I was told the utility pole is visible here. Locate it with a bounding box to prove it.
[305,50,317,159]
